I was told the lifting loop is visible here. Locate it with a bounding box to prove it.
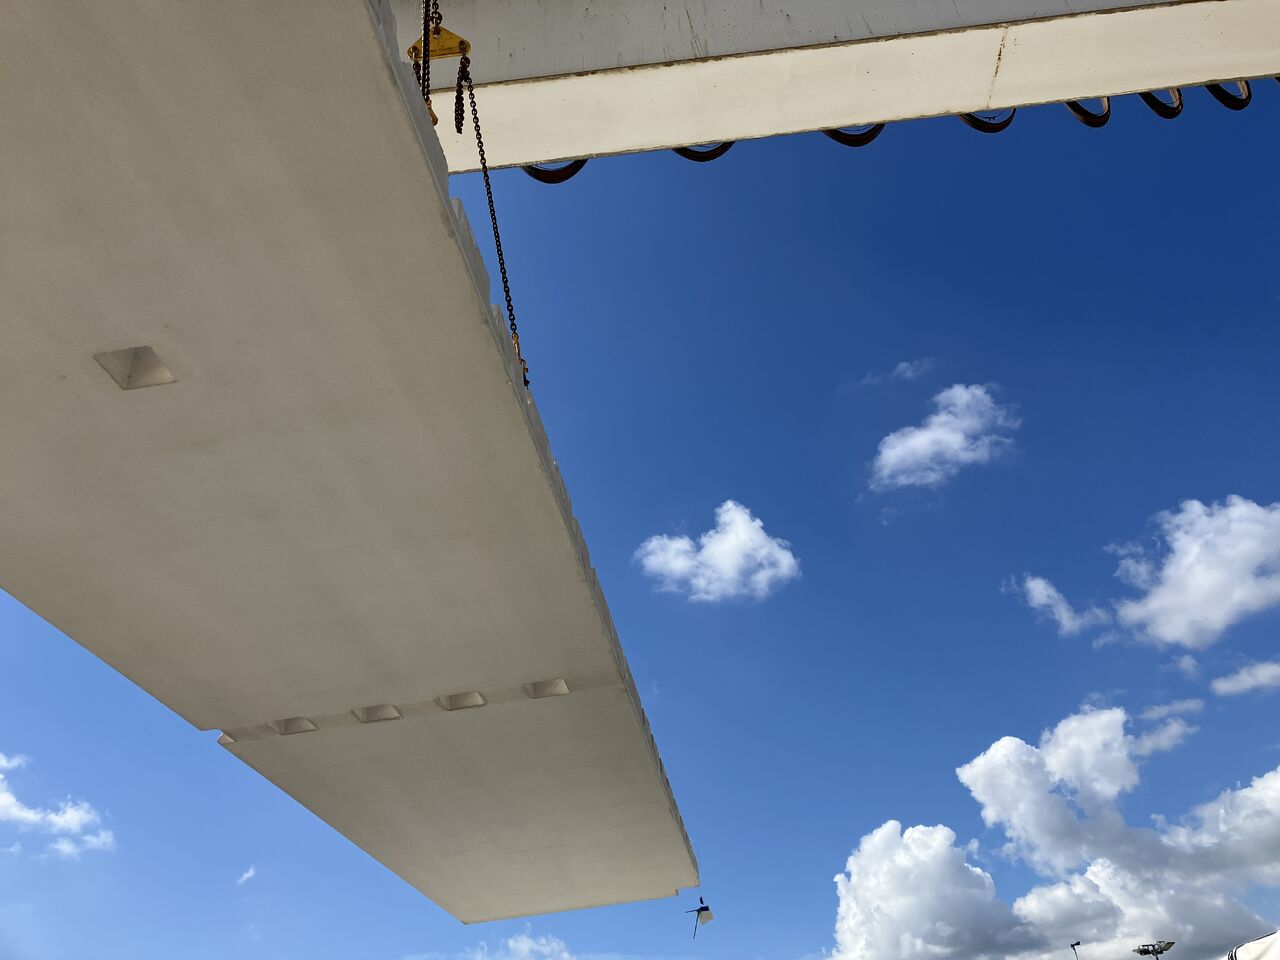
[959,108,1016,133]
[1065,97,1111,128]
[1139,88,1183,119]
[1204,80,1252,111]
[821,123,886,147]
[521,159,589,184]
[672,142,736,162]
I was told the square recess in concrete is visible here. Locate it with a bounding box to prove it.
[93,346,176,390]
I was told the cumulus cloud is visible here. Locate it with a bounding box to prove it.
[634,500,799,601]
[832,707,1277,960]
[237,865,257,885]
[1211,661,1280,697]
[1019,498,1280,649]
[870,384,1019,490]
[0,751,114,859]
[1020,576,1110,636]
[1115,497,1280,649]
[834,821,1040,960]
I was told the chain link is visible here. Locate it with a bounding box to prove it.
[454,60,466,135]
[414,0,442,119]
[457,55,529,387]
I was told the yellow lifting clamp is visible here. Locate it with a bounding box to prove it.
[407,27,471,64]
[408,27,470,125]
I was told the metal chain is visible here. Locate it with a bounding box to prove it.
[413,0,442,119]
[454,60,466,135]
[457,55,529,387]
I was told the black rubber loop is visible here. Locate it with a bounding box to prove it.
[821,123,886,147]
[1065,97,1111,128]
[520,158,588,184]
[1139,88,1183,119]
[672,142,736,162]
[958,109,1016,133]
[1204,80,1252,111]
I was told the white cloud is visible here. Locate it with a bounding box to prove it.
[834,821,1040,960]
[1020,576,1109,636]
[870,384,1019,490]
[404,932,576,960]
[0,785,99,834]
[48,829,115,859]
[832,706,1278,960]
[78,829,114,851]
[0,751,114,859]
[499,934,574,960]
[634,500,799,602]
[892,358,934,381]
[1211,661,1280,697]
[43,801,100,834]
[865,358,936,386]
[1140,699,1203,721]
[237,865,257,885]
[1115,497,1280,649]
[1130,717,1196,757]
[861,357,935,386]
[1173,655,1200,679]
[48,837,80,859]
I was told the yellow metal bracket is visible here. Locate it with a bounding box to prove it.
[407,28,470,125]
[407,27,471,63]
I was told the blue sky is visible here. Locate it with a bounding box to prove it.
[4,85,1280,960]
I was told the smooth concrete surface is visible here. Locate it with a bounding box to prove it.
[227,685,695,922]
[409,0,1280,171]
[391,0,1196,85]
[0,0,696,922]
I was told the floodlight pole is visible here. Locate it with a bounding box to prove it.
[1071,942,1082,960]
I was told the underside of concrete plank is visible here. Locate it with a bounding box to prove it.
[407,0,1280,171]
[0,0,696,922]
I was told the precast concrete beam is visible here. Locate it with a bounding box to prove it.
[396,0,1280,171]
[0,0,696,922]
